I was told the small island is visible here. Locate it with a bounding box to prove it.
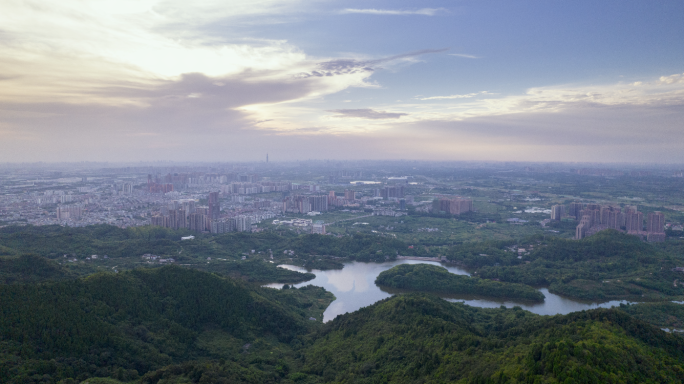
[375,264,545,302]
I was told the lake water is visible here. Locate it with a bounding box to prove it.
[264,260,632,322]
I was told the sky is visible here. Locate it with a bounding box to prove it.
[1,0,683,163]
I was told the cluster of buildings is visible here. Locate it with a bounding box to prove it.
[150,191,277,234]
[220,181,293,195]
[56,205,83,221]
[372,208,408,217]
[271,218,326,234]
[280,189,399,214]
[549,203,666,242]
[434,197,474,215]
[283,195,330,214]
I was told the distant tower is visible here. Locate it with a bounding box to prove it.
[208,192,220,220]
[266,153,269,163]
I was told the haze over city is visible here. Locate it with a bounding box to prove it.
[1,0,684,163]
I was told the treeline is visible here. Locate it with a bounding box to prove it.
[375,264,545,302]
[191,259,316,283]
[0,225,412,263]
[286,233,408,262]
[446,239,519,268]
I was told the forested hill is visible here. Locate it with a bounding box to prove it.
[300,294,684,383]
[0,254,77,284]
[0,266,333,383]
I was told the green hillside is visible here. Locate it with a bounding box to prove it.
[376,264,545,302]
[0,266,333,383]
[300,294,684,383]
[1,266,683,384]
[0,253,77,284]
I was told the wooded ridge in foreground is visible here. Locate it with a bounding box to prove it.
[1,266,683,384]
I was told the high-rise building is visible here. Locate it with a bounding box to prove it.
[437,198,473,215]
[569,202,584,220]
[211,219,235,234]
[551,205,564,221]
[607,208,622,230]
[647,211,665,234]
[168,209,187,230]
[310,195,328,212]
[182,200,196,214]
[235,216,251,232]
[123,183,133,195]
[208,192,220,220]
[575,215,592,239]
[296,197,311,214]
[625,211,643,233]
[56,205,82,221]
[344,190,355,201]
[380,185,405,199]
[188,213,208,232]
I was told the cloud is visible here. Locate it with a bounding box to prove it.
[1,0,683,163]
[296,48,448,78]
[448,53,480,59]
[418,91,491,100]
[339,8,445,16]
[327,109,408,119]
[659,73,684,84]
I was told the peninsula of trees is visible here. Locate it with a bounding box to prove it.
[375,263,545,302]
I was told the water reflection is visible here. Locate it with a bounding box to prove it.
[444,288,630,316]
[264,260,632,322]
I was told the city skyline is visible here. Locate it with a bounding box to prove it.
[1,0,683,163]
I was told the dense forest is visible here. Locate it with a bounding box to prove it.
[375,264,545,302]
[299,294,684,383]
[468,230,684,300]
[0,266,333,383]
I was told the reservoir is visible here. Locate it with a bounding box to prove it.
[264,260,632,322]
